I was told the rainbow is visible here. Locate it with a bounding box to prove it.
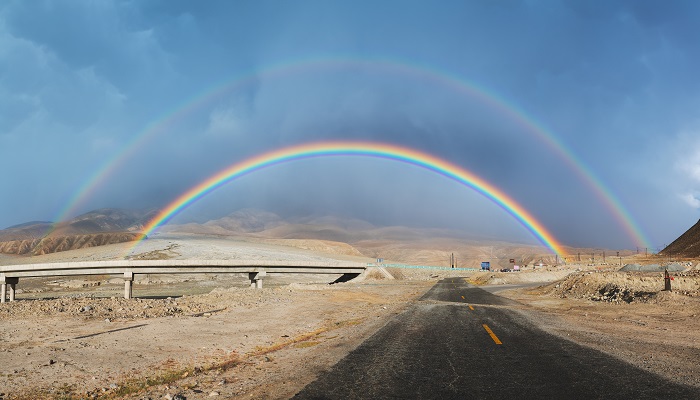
[55,57,651,249]
[133,141,566,256]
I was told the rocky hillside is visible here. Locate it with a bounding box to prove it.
[0,209,155,256]
[0,233,144,255]
[661,219,700,258]
[1,207,561,263]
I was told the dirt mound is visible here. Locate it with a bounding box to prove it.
[0,286,293,322]
[539,270,700,303]
[661,219,700,257]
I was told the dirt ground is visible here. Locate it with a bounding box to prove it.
[2,236,700,399]
[502,268,700,389]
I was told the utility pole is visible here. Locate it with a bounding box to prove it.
[602,251,606,263]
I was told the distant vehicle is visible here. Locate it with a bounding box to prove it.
[513,265,520,271]
[499,268,510,272]
[481,262,490,271]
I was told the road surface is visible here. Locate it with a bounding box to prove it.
[295,277,699,399]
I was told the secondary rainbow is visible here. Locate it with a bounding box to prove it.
[135,141,566,256]
[56,57,651,249]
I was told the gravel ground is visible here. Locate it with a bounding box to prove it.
[2,235,699,398]
[0,235,432,399]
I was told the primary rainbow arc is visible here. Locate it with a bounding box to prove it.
[136,141,567,257]
[55,57,651,249]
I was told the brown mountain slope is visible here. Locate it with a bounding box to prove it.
[661,219,700,258]
[0,233,143,255]
[0,209,154,256]
[0,222,53,242]
[167,209,555,266]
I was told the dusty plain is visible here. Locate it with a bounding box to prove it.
[1,233,699,399]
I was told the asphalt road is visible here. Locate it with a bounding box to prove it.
[295,277,700,399]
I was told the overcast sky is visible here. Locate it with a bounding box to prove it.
[2,0,700,250]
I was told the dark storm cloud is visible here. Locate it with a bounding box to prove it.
[1,0,700,249]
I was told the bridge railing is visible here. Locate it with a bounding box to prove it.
[0,260,366,302]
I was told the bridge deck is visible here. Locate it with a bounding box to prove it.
[0,260,366,302]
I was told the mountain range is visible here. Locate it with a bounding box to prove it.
[0,207,604,267]
[0,208,155,255]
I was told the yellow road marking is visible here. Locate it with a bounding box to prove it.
[469,305,474,311]
[482,324,502,345]
[461,295,465,300]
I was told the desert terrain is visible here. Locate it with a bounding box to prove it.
[1,227,699,399]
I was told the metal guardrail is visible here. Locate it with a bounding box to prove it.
[0,260,366,302]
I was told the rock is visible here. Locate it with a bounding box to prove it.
[209,392,220,397]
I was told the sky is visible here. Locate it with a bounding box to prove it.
[1,0,700,251]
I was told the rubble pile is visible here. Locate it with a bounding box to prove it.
[0,287,294,321]
[543,270,700,303]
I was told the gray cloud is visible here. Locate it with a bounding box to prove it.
[2,1,700,249]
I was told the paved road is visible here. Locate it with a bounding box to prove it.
[295,277,700,399]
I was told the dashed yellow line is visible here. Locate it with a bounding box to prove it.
[482,324,502,345]
[468,305,474,311]
[461,295,465,300]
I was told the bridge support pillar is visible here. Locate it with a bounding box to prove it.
[248,271,266,289]
[1,277,18,303]
[124,272,134,299]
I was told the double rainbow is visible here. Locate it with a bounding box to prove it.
[135,141,566,256]
[55,58,650,249]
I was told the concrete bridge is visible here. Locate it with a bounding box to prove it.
[0,260,366,302]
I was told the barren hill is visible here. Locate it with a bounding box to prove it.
[661,219,700,258]
[2,207,561,264]
[0,208,154,256]
[166,209,556,267]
